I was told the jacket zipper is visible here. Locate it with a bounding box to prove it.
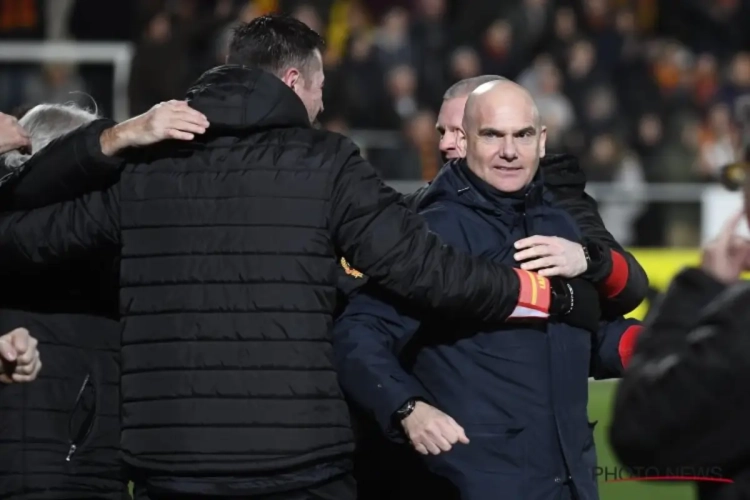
[66,373,92,462]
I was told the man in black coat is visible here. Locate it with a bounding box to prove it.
[609,185,750,497]
[0,101,203,500]
[0,16,602,500]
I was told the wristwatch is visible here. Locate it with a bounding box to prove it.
[582,240,604,269]
[395,398,418,421]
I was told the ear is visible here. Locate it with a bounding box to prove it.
[456,128,468,157]
[538,126,547,158]
[281,67,302,90]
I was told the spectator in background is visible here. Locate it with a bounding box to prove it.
[128,11,189,116]
[381,64,421,129]
[531,59,576,150]
[339,32,382,128]
[584,132,646,246]
[23,63,90,108]
[449,46,482,82]
[719,52,750,108]
[373,7,414,71]
[691,53,720,108]
[479,19,521,78]
[698,102,740,179]
[402,109,440,180]
[547,6,579,67]
[411,0,450,109]
[661,114,704,246]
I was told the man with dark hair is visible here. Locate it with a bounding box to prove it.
[227,17,326,123]
[0,15,602,500]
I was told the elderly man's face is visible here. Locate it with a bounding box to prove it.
[458,88,546,193]
[436,96,467,160]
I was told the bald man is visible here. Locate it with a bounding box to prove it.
[430,75,648,318]
[334,80,640,500]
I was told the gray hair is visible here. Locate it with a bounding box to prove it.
[3,103,99,169]
[443,75,509,101]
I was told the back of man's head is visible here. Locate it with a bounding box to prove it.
[2,103,98,169]
[227,15,325,78]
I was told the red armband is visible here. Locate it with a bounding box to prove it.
[601,250,629,299]
[509,269,551,319]
[618,325,643,368]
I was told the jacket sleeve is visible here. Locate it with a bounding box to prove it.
[555,189,648,317]
[329,137,542,324]
[333,286,431,441]
[333,206,476,440]
[0,119,123,210]
[589,317,643,379]
[0,187,120,269]
[609,268,750,473]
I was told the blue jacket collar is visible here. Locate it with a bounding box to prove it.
[417,159,545,215]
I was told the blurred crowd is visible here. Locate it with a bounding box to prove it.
[2,0,750,246]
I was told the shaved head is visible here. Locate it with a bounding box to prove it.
[457,80,546,193]
[463,80,541,133]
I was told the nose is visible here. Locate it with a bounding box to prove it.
[440,132,457,157]
[500,135,518,161]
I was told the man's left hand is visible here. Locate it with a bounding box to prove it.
[514,235,587,278]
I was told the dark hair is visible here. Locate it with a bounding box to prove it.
[228,15,325,77]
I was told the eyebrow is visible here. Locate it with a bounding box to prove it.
[478,126,537,136]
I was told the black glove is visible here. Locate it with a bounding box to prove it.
[549,277,602,333]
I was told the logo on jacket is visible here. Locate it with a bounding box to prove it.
[340,257,364,278]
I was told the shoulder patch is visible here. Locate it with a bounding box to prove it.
[340,257,364,279]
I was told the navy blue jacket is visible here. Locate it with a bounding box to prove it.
[334,160,640,500]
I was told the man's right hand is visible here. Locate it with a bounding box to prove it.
[100,100,210,156]
[401,401,469,455]
[0,112,31,155]
[0,327,42,384]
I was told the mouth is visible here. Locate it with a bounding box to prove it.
[493,166,523,173]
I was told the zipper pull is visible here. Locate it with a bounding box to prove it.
[65,444,77,462]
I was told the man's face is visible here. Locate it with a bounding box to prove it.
[458,92,546,192]
[292,49,325,123]
[436,96,467,160]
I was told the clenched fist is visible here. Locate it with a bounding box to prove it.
[100,100,210,156]
[0,112,31,155]
[514,235,588,278]
[402,401,469,455]
[0,328,42,384]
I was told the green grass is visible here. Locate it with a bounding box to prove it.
[589,379,696,500]
[126,380,697,499]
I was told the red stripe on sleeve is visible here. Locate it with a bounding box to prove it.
[602,250,629,299]
[618,325,643,368]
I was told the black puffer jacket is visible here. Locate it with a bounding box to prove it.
[0,120,125,500]
[0,66,555,494]
[610,268,750,500]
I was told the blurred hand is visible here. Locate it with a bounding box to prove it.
[0,112,30,155]
[0,328,42,384]
[100,100,209,156]
[702,210,750,284]
[514,235,588,278]
[402,401,469,455]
